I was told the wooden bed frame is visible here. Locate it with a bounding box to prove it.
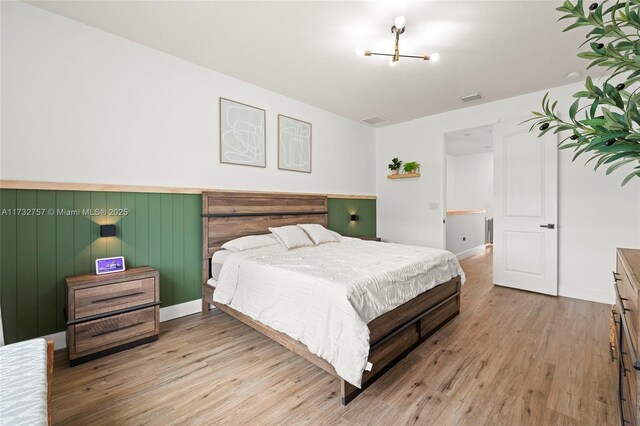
[201,190,461,405]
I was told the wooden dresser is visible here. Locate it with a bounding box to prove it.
[66,266,160,366]
[614,248,640,425]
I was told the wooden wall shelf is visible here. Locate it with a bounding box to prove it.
[387,173,421,180]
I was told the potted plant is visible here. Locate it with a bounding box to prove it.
[388,157,402,175]
[526,0,640,185]
[403,161,421,174]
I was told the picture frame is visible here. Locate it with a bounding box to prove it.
[95,256,126,275]
[278,114,312,173]
[219,97,266,168]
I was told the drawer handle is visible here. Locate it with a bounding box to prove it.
[619,295,631,314]
[91,291,145,304]
[614,271,621,282]
[91,321,145,337]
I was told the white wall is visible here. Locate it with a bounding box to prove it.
[446,152,493,217]
[446,154,455,211]
[0,2,375,195]
[376,82,640,304]
[445,213,485,258]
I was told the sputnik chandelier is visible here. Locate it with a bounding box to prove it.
[357,16,439,66]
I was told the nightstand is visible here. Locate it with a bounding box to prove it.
[66,266,160,366]
[360,237,382,242]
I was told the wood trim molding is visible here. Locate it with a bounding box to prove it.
[325,194,376,200]
[0,180,376,200]
[446,210,486,216]
[0,180,205,194]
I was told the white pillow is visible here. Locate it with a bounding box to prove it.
[298,224,338,245]
[269,225,315,250]
[328,229,343,241]
[221,234,278,252]
[210,250,232,280]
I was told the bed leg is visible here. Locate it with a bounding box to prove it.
[340,380,360,406]
[201,282,214,313]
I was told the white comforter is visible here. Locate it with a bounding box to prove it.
[213,238,465,387]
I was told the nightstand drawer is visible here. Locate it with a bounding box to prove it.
[74,278,156,320]
[74,306,158,355]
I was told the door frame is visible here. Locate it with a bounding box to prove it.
[441,120,499,251]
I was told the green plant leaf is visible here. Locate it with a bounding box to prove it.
[621,169,640,185]
[569,99,580,120]
[606,158,636,174]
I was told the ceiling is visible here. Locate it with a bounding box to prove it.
[446,124,493,156]
[29,1,592,126]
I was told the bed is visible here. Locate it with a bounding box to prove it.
[0,338,54,425]
[201,191,463,405]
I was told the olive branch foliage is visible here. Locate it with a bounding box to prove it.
[525,0,640,185]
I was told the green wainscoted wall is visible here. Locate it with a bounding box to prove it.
[0,190,375,344]
[0,189,201,344]
[327,198,376,238]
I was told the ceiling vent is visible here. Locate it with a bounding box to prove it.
[459,93,482,102]
[362,116,388,125]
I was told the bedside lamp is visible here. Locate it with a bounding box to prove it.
[100,224,116,237]
[350,214,359,222]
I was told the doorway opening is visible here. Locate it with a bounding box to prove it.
[444,124,494,260]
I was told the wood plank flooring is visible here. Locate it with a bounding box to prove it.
[51,248,618,425]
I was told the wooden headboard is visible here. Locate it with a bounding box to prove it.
[201,190,327,282]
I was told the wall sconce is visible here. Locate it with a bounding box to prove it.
[350,214,360,222]
[100,224,116,237]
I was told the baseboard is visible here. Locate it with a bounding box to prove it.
[42,299,205,350]
[455,245,486,260]
[558,285,614,305]
[43,330,67,350]
[159,298,203,322]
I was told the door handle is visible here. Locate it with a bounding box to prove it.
[539,224,555,229]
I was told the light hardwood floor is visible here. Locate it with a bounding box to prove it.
[51,248,618,425]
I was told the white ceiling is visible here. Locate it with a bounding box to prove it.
[28,1,591,126]
[446,124,493,156]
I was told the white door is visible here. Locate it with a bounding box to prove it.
[493,118,558,295]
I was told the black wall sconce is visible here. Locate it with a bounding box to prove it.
[100,224,116,237]
[350,214,360,222]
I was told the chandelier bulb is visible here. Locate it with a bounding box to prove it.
[394,16,406,30]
